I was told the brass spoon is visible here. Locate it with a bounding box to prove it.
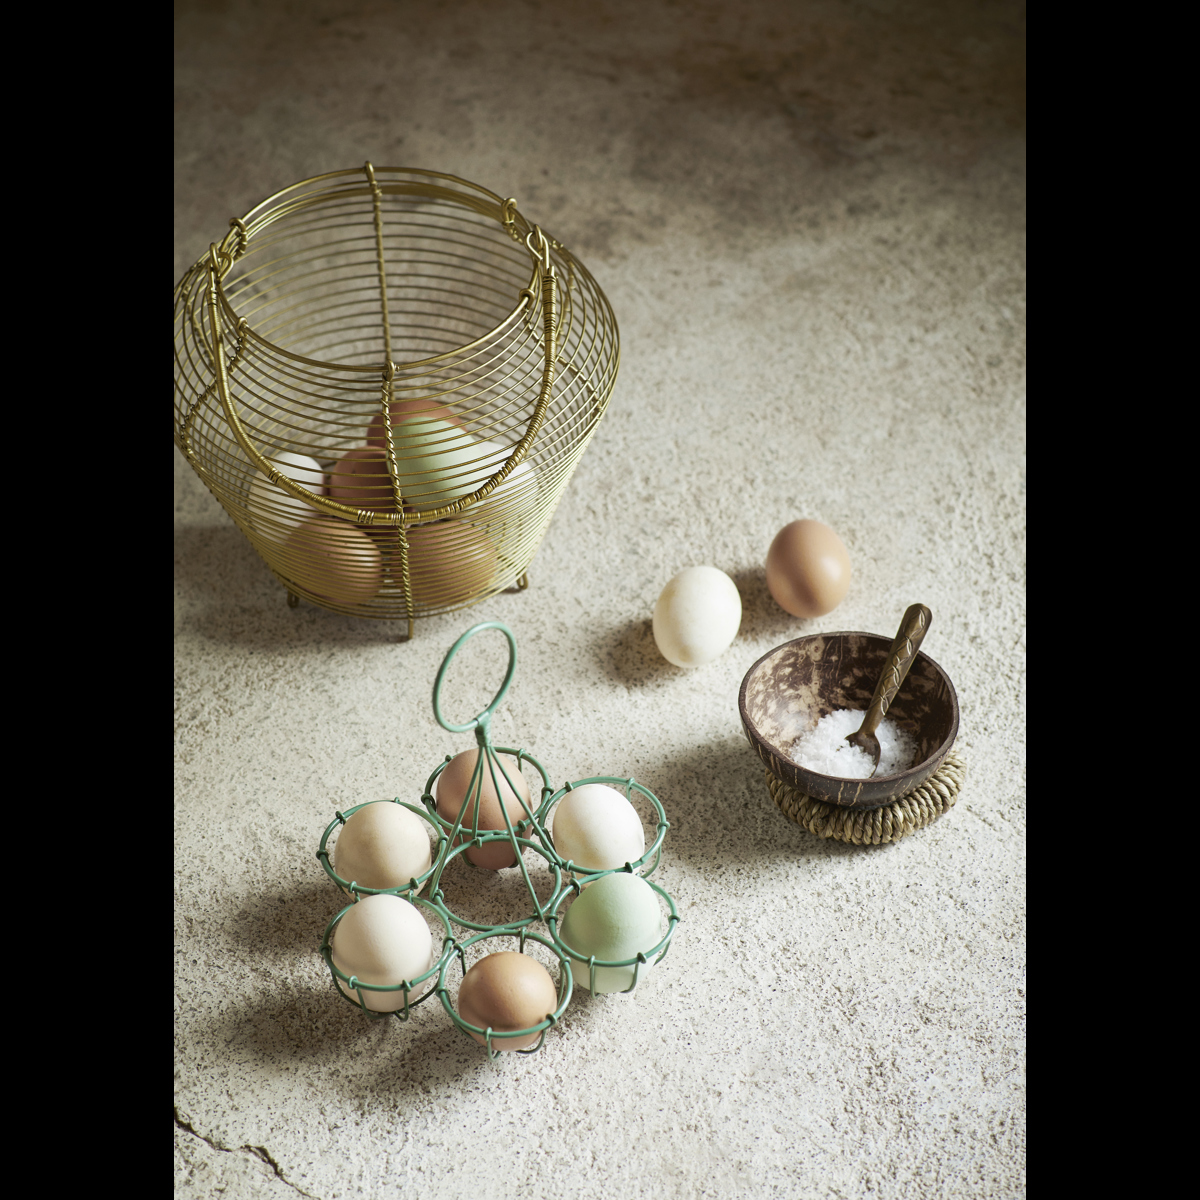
[845,603,932,776]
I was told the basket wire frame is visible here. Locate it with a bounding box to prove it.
[316,622,680,1058]
[174,165,619,634]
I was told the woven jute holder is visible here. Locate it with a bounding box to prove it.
[766,752,965,845]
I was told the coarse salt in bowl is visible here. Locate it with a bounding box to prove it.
[788,708,919,779]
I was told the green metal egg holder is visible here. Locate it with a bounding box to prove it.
[315,620,681,1052]
[319,895,453,1020]
[437,929,574,1060]
[538,775,671,881]
[316,798,448,899]
[546,872,680,997]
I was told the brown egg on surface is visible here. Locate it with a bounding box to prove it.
[435,750,533,870]
[283,518,384,606]
[366,398,466,448]
[456,951,559,1050]
[326,447,397,532]
[766,519,852,618]
[400,520,498,607]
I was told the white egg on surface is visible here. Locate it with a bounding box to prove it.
[333,801,433,894]
[330,893,435,1012]
[652,565,742,668]
[559,873,663,994]
[551,784,645,873]
[247,451,327,538]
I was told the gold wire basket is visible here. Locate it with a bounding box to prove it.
[174,164,619,635]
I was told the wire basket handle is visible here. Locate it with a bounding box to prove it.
[388,222,560,524]
[204,204,561,529]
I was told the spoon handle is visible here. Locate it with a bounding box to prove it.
[859,604,932,738]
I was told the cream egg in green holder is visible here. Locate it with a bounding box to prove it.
[557,873,665,994]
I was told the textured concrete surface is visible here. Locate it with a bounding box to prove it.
[174,3,1026,1197]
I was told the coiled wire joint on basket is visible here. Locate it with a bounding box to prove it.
[315,621,679,1058]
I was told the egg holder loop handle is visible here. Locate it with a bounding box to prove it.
[538,775,672,882]
[319,895,454,1021]
[431,622,519,734]
[437,928,574,1060]
[544,874,680,998]
[316,799,447,900]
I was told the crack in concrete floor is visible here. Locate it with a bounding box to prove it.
[175,1108,321,1199]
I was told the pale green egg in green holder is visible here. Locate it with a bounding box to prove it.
[549,871,679,996]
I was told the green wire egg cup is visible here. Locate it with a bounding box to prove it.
[317,799,448,898]
[316,620,681,1058]
[319,895,452,1019]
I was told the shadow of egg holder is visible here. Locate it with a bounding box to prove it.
[316,621,680,1058]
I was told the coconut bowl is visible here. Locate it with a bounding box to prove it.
[739,631,959,810]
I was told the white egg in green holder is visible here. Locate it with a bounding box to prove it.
[551,871,678,995]
[541,777,670,882]
[550,783,644,874]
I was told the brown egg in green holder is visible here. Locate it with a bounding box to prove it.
[436,749,533,870]
[456,951,559,1050]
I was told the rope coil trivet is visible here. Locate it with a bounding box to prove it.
[766,751,965,845]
